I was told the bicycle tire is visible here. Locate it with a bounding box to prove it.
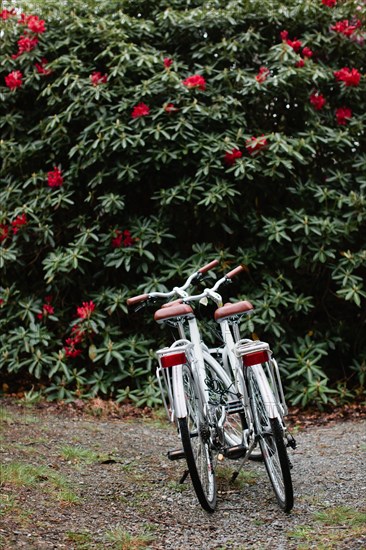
[178,364,216,513]
[248,368,293,512]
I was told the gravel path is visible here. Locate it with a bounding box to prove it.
[0,400,365,549]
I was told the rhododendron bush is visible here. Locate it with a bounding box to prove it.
[1,0,365,407]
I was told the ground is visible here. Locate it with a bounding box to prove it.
[0,398,365,549]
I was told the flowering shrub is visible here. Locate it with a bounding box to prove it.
[1,0,365,408]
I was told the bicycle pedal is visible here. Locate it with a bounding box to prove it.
[286,434,297,450]
[223,445,247,460]
[167,449,185,461]
[225,400,244,415]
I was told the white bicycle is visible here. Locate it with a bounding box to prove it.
[127,261,295,513]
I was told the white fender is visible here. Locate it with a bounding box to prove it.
[251,364,281,420]
[172,364,187,418]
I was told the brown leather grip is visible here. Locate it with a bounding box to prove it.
[126,294,149,307]
[225,265,245,280]
[198,259,219,274]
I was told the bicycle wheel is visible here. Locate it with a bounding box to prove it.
[248,367,293,512]
[178,363,217,513]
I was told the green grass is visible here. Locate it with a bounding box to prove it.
[0,407,40,426]
[59,444,102,464]
[287,506,366,549]
[314,506,366,526]
[0,407,14,425]
[147,407,172,429]
[217,464,258,489]
[0,492,17,516]
[167,480,189,493]
[0,461,80,504]
[66,530,95,549]
[103,524,155,549]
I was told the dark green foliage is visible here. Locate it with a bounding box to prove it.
[1,0,365,407]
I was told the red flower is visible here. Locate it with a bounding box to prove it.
[37,303,55,320]
[112,229,136,248]
[35,58,52,75]
[112,230,123,248]
[71,324,86,344]
[131,102,150,118]
[182,74,206,91]
[322,0,336,6]
[0,224,10,243]
[90,71,108,85]
[122,230,135,247]
[287,38,302,52]
[302,47,313,58]
[224,148,242,166]
[5,70,23,90]
[1,8,16,19]
[11,213,27,234]
[255,66,270,83]
[44,304,54,315]
[64,338,82,358]
[47,166,63,188]
[18,13,32,25]
[280,31,302,52]
[163,57,173,68]
[16,34,39,55]
[335,107,352,125]
[245,135,268,155]
[27,15,46,34]
[310,92,326,110]
[164,102,179,113]
[77,301,96,319]
[334,67,361,87]
[331,20,361,37]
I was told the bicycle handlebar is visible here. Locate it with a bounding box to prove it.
[126,259,220,310]
[127,261,245,311]
[225,265,246,280]
[180,264,245,307]
[198,259,220,274]
[126,293,149,307]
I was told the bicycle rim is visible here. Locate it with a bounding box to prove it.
[179,364,216,512]
[249,369,293,512]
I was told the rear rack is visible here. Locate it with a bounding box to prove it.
[234,339,288,418]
